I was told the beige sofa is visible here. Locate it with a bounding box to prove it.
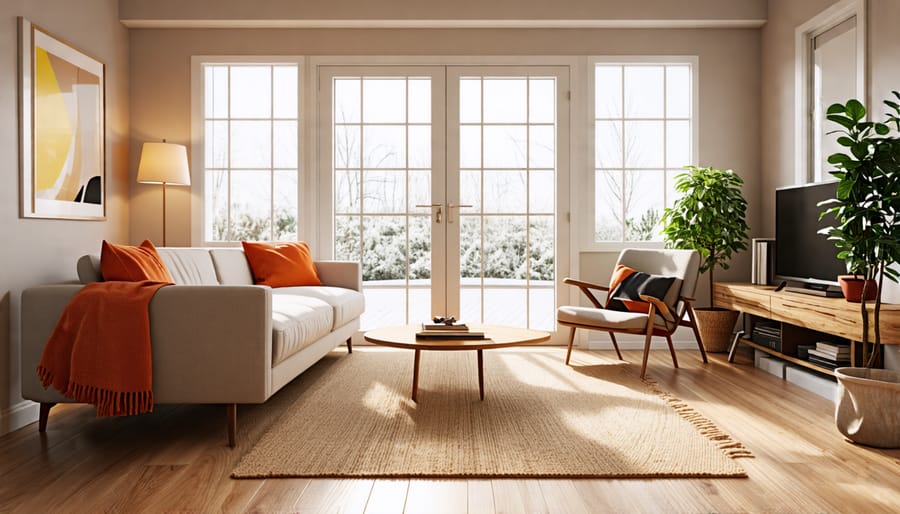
[20,247,364,446]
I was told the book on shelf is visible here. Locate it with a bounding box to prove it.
[808,348,850,361]
[815,341,850,353]
[807,355,850,370]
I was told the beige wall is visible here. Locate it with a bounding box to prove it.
[129,27,762,306]
[0,0,129,434]
[119,0,766,24]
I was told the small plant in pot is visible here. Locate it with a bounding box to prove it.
[820,93,900,448]
[661,165,750,352]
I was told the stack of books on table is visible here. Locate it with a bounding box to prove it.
[807,341,851,370]
[416,322,485,339]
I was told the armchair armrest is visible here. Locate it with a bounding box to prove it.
[563,277,609,309]
[639,294,676,324]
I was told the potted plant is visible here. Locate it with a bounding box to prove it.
[820,93,900,448]
[661,165,750,352]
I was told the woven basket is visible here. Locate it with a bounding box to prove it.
[693,309,739,353]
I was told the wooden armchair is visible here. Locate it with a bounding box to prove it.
[557,248,707,378]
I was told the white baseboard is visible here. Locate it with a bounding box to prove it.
[0,400,38,436]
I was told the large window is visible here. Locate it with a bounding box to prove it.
[200,61,301,242]
[592,60,696,243]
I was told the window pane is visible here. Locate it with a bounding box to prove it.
[231,121,272,168]
[624,120,664,168]
[529,216,554,281]
[408,215,431,280]
[205,120,228,169]
[624,171,664,242]
[273,170,298,240]
[362,215,406,280]
[666,65,691,118]
[460,78,481,123]
[335,215,361,261]
[205,170,227,241]
[206,65,229,119]
[363,125,405,168]
[624,66,664,118]
[230,170,272,241]
[483,125,527,168]
[408,287,432,324]
[529,125,555,168]
[595,65,622,118]
[460,216,482,279]
[273,66,298,119]
[408,125,431,169]
[460,125,481,169]
[361,289,405,330]
[595,170,624,241]
[483,78,527,123]
[529,288,555,330]
[362,170,406,214]
[231,66,271,118]
[483,216,527,280]
[408,78,431,123]
[335,169,360,213]
[363,79,406,123]
[484,288,526,326]
[484,170,526,213]
[273,120,297,169]
[460,170,482,212]
[460,287,483,323]
[666,120,691,169]
[530,170,554,213]
[409,170,431,213]
[595,120,623,168]
[529,78,555,123]
[334,125,360,169]
[335,78,361,123]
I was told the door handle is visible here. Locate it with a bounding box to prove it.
[416,204,443,223]
[447,204,473,224]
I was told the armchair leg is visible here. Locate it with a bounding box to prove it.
[38,402,55,432]
[640,330,654,379]
[226,403,237,448]
[686,304,709,364]
[665,335,679,368]
[565,327,576,365]
[608,332,623,360]
[346,337,353,354]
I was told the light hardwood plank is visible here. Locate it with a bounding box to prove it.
[467,480,495,514]
[537,480,592,514]
[244,478,311,512]
[294,479,374,514]
[364,479,409,514]
[404,480,467,514]
[491,480,548,514]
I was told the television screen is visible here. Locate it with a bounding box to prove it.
[775,181,846,288]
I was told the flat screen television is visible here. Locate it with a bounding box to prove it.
[774,181,846,296]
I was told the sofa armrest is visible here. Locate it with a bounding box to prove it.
[21,284,274,405]
[315,261,362,291]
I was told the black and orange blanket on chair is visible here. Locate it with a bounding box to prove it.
[37,239,174,417]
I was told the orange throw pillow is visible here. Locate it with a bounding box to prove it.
[241,241,322,287]
[100,240,173,283]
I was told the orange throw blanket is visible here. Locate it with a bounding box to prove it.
[37,280,171,416]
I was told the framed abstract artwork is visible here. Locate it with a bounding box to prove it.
[18,18,106,220]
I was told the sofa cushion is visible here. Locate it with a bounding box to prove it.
[241,241,322,287]
[209,248,255,285]
[157,248,220,285]
[271,294,334,366]
[100,240,173,282]
[276,286,365,329]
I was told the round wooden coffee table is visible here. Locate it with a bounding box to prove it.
[363,324,550,401]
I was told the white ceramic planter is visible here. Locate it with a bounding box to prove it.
[834,367,900,448]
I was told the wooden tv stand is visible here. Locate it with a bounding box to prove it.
[714,283,900,376]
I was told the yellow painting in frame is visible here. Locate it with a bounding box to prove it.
[19,18,106,220]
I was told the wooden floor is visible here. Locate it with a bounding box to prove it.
[2,345,899,513]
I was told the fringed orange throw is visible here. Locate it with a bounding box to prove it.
[37,280,170,416]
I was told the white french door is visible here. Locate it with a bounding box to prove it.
[319,65,569,342]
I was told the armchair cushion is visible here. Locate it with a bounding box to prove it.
[606,264,677,315]
[558,305,649,330]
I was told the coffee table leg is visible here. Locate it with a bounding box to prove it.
[477,349,485,401]
[412,349,421,402]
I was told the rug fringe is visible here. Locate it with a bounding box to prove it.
[641,375,754,460]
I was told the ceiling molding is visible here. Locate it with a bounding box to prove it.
[120,18,766,30]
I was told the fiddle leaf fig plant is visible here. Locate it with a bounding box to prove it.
[819,92,900,367]
[661,165,750,306]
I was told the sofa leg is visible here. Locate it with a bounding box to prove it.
[226,403,237,448]
[39,402,56,432]
[346,337,353,354]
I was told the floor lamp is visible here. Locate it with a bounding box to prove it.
[137,141,191,247]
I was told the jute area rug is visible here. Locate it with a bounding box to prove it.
[232,348,750,478]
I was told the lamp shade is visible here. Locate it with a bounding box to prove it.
[137,142,191,185]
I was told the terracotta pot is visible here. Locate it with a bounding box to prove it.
[834,367,900,448]
[693,308,739,353]
[838,276,877,302]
